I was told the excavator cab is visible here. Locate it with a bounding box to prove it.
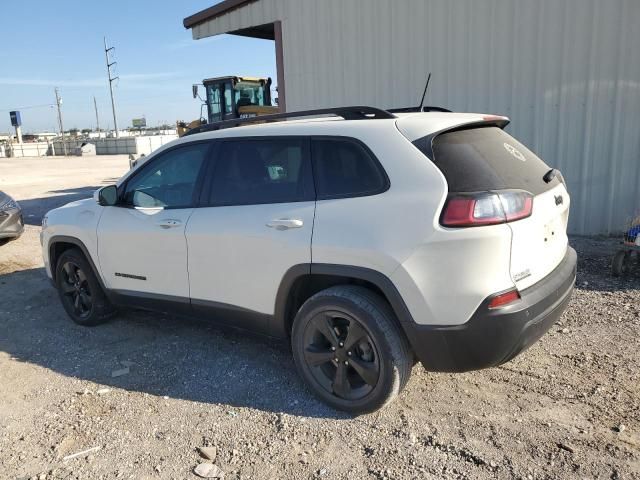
[178,75,278,137]
[201,76,275,123]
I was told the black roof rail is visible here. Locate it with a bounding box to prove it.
[387,106,452,113]
[183,106,397,136]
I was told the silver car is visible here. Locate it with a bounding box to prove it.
[0,191,24,245]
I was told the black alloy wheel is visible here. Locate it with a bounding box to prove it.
[55,248,115,326]
[59,261,93,319]
[292,285,413,414]
[303,311,380,400]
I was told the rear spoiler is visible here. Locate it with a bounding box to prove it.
[388,106,452,113]
[415,116,511,160]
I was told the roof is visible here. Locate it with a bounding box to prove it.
[182,112,495,144]
[183,0,258,29]
[202,76,268,85]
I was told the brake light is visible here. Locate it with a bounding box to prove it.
[441,190,533,227]
[488,289,521,309]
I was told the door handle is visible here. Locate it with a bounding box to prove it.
[266,218,304,230]
[157,219,182,229]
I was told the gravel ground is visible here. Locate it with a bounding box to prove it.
[0,156,639,480]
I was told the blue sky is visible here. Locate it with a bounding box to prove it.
[0,0,277,133]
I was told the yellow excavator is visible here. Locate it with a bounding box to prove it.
[177,75,278,136]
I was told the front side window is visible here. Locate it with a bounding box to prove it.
[312,138,388,199]
[207,139,312,206]
[206,85,222,123]
[224,82,234,115]
[123,143,208,208]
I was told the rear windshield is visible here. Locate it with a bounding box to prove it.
[415,127,558,195]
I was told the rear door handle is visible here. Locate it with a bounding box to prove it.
[157,219,182,229]
[266,218,304,230]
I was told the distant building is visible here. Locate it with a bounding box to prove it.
[21,132,58,142]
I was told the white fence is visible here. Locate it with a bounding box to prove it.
[1,135,178,158]
[5,142,52,157]
[132,135,178,155]
[50,135,177,156]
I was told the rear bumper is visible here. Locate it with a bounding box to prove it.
[402,246,577,372]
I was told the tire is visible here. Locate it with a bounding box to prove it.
[291,285,413,414]
[612,250,630,277]
[55,248,115,326]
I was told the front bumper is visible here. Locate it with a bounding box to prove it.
[0,209,24,241]
[403,247,577,372]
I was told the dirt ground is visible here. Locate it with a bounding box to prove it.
[0,156,639,480]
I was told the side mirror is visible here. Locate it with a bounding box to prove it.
[192,84,199,99]
[96,185,118,206]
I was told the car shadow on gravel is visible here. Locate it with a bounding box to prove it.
[0,267,347,419]
[18,181,119,226]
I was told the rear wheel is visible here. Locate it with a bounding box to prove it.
[291,286,413,414]
[612,250,630,277]
[55,248,115,326]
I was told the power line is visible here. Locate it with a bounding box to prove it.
[0,103,55,113]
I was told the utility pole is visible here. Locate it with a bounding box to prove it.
[55,88,67,156]
[104,37,119,138]
[93,96,100,134]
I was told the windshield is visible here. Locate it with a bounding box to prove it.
[415,127,559,195]
[233,82,267,108]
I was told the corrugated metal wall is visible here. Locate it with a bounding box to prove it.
[193,0,640,235]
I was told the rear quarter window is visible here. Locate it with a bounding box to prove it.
[416,127,558,195]
[311,138,388,199]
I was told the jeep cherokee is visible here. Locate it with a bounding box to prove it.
[41,107,576,413]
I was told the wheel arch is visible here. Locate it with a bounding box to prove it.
[273,264,416,339]
[48,236,106,291]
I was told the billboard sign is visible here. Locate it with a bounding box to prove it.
[132,117,147,128]
[9,111,22,127]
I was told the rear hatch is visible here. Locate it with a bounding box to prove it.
[413,124,569,289]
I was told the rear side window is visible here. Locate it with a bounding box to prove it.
[207,138,313,206]
[311,138,388,199]
[417,127,558,195]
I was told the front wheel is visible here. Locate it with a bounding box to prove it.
[55,248,115,326]
[291,285,413,414]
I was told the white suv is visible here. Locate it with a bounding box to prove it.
[41,107,576,413]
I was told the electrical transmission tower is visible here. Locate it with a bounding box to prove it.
[104,37,119,138]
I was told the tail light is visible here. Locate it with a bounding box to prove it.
[488,289,521,309]
[441,190,533,227]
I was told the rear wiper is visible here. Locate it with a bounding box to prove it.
[543,168,558,184]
